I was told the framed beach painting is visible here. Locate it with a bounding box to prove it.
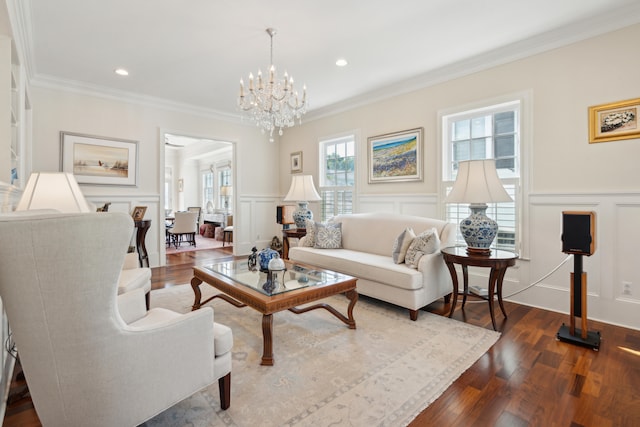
[368,127,423,183]
[588,97,640,143]
[60,132,139,186]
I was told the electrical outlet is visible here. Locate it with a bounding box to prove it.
[622,281,632,296]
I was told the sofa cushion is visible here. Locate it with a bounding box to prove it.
[405,228,440,268]
[302,219,317,247]
[314,222,342,249]
[392,227,416,264]
[289,247,424,291]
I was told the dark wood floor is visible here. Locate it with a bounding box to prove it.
[4,247,640,426]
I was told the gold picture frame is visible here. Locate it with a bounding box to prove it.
[368,127,423,183]
[589,97,640,143]
[290,151,303,173]
[132,206,147,221]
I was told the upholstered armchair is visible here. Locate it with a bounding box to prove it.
[167,211,199,248]
[0,211,232,426]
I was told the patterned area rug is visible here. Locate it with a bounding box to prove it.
[165,234,226,254]
[144,284,500,426]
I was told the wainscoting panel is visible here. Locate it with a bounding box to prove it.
[509,192,640,330]
[235,195,283,256]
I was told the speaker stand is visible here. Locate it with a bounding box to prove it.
[556,254,601,350]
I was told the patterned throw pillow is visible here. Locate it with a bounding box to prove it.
[405,228,440,269]
[302,219,316,247]
[314,222,343,249]
[392,227,416,264]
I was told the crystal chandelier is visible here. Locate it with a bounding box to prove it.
[238,28,307,142]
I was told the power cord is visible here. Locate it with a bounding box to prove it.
[5,331,17,359]
[464,254,572,302]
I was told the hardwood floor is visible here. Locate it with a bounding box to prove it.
[4,247,640,426]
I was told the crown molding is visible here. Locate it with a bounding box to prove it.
[30,74,247,124]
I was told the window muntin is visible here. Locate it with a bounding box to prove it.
[319,135,355,221]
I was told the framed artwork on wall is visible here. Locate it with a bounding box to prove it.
[290,151,303,173]
[60,132,139,186]
[588,97,640,143]
[368,127,423,183]
[131,206,147,221]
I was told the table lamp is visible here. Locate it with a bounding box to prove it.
[283,175,321,229]
[220,185,232,212]
[16,172,92,212]
[444,159,512,255]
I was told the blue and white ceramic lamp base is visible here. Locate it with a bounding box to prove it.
[460,203,498,255]
[292,201,313,229]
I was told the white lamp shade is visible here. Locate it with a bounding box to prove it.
[283,175,321,202]
[220,185,232,196]
[16,172,92,213]
[444,159,512,204]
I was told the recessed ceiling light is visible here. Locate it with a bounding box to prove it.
[114,68,129,76]
[335,58,348,67]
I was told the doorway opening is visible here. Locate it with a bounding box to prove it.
[160,131,235,265]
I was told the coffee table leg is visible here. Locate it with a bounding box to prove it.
[191,277,203,310]
[345,289,358,329]
[261,314,274,366]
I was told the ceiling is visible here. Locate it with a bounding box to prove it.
[11,0,640,122]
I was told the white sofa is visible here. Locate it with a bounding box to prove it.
[289,212,456,320]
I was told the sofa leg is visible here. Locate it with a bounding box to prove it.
[218,372,231,410]
[444,293,452,304]
[409,309,418,321]
[145,291,150,310]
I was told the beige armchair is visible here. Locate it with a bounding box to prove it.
[167,211,198,248]
[0,211,232,426]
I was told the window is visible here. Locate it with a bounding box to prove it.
[442,100,521,251]
[218,168,232,211]
[319,134,355,221]
[202,171,214,210]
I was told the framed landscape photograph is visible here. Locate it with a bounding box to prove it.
[589,98,640,143]
[290,151,303,173]
[368,127,423,183]
[60,132,139,186]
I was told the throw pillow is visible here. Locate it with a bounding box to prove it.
[314,222,343,249]
[392,227,416,264]
[405,228,440,268]
[302,219,316,247]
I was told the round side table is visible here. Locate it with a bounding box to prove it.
[441,246,518,330]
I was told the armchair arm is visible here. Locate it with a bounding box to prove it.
[122,252,139,269]
[117,288,147,324]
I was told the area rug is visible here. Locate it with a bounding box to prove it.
[165,234,226,254]
[143,284,500,427]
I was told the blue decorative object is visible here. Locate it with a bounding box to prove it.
[292,201,312,229]
[258,247,279,272]
[459,204,499,254]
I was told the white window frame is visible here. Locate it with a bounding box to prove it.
[318,133,357,221]
[439,92,531,255]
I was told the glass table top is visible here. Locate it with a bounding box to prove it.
[203,260,350,296]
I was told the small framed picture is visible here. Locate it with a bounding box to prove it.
[589,98,640,143]
[132,206,147,221]
[290,151,303,173]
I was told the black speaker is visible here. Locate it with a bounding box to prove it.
[561,211,596,256]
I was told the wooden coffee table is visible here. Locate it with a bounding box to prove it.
[191,260,358,365]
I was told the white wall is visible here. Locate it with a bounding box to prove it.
[30,86,283,265]
[279,24,640,330]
